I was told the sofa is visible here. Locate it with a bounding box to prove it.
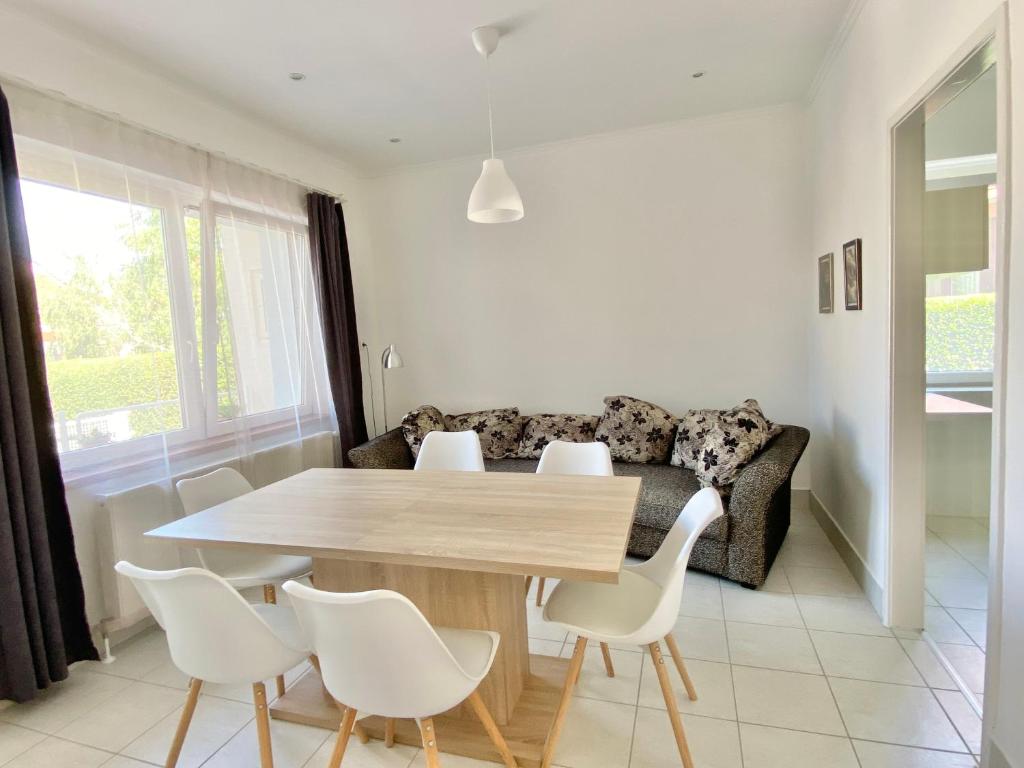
[348,423,809,588]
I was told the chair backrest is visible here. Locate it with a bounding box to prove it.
[175,468,258,574]
[114,561,306,684]
[283,580,492,719]
[633,488,724,637]
[414,430,485,472]
[536,440,613,476]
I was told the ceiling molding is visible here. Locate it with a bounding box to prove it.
[805,0,870,104]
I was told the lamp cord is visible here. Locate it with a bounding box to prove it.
[485,56,495,159]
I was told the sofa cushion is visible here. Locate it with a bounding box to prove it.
[518,413,600,459]
[481,458,728,543]
[671,409,722,470]
[401,405,446,458]
[445,408,523,459]
[594,395,676,464]
[695,399,776,492]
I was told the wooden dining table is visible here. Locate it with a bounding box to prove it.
[146,467,640,767]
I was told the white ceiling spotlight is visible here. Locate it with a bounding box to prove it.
[467,26,524,224]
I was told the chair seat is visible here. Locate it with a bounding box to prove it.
[435,627,499,681]
[251,603,310,654]
[217,555,313,589]
[543,568,662,645]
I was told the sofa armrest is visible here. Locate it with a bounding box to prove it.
[347,428,414,469]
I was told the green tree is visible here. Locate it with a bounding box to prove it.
[114,208,176,352]
[35,256,120,360]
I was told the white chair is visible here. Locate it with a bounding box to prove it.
[540,488,724,768]
[529,441,614,612]
[413,430,485,472]
[282,580,518,768]
[114,562,310,768]
[176,467,313,697]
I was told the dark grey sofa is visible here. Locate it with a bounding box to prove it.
[347,425,809,588]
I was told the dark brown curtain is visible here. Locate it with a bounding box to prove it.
[307,192,368,466]
[0,85,98,702]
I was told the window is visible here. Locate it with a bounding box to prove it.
[18,143,327,476]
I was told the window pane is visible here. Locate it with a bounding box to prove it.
[214,214,303,419]
[21,180,185,452]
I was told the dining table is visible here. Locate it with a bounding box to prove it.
[146,466,640,767]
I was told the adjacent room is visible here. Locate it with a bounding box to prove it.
[1,2,1022,768]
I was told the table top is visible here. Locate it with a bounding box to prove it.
[147,468,641,582]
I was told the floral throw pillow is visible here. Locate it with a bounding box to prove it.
[594,395,676,464]
[670,409,722,469]
[400,405,446,458]
[518,413,600,459]
[444,408,523,459]
[694,399,776,491]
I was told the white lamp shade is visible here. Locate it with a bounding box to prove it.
[467,159,524,223]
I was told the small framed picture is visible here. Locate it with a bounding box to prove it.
[818,253,834,313]
[843,238,863,310]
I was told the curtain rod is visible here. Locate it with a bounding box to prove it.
[0,75,348,203]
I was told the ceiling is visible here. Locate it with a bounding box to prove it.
[3,0,852,174]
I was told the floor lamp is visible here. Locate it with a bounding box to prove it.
[380,344,404,431]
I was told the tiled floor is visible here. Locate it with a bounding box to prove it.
[0,498,983,767]
[924,516,988,701]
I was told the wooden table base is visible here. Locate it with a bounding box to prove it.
[270,654,570,768]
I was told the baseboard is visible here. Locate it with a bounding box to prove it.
[808,490,886,615]
[791,488,810,505]
[987,739,1014,768]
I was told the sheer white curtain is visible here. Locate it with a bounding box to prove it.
[5,83,337,494]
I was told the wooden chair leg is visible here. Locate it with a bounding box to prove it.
[385,718,396,748]
[648,643,695,768]
[535,577,546,606]
[327,706,358,768]
[664,633,698,701]
[418,718,441,768]
[165,678,202,768]
[540,636,587,768]
[332,698,369,744]
[524,576,533,596]
[467,690,518,768]
[263,585,287,698]
[252,682,275,768]
[599,642,615,678]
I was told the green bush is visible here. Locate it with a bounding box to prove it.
[926,293,995,373]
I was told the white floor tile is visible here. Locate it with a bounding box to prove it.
[852,740,975,767]
[759,564,792,594]
[559,645,642,706]
[899,639,957,690]
[732,667,845,736]
[785,567,863,598]
[3,736,111,768]
[638,656,736,721]
[828,678,966,752]
[738,723,858,768]
[925,607,974,645]
[935,643,986,694]
[946,608,987,648]
[82,629,171,681]
[925,576,988,610]
[530,638,565,657]
[795,596,891,637]
[630,708,741,768]
[671,617,730,664]
[726,622,821,674]
[721,590,803,628]
[55,681,184,752]
[0,669,133,734]
[809,631,924,685]
[121,693,253,768]
[777,540,846,570]
[678,581,724,621]
[934,689,982,755]
[101,757,156,768]
[308,732,418,768]
[527,602,570,643]
[0,722,47,764]
[551,697,634,768]
[202,717,329,768]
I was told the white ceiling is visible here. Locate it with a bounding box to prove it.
[3,0,852,174]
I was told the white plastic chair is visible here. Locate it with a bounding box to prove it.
[413,430,485,472]
[540,488,724,768]
[282,580,517,768]
[176,467,312,697]
[529,441,614,610]
[115,562,310,768]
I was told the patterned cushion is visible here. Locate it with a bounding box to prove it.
[594,395,676,464]
[445,408,523,459]
[671,409,722,469]
[518,413,600,459]
[400,405,446,458]
[694,399,775,491]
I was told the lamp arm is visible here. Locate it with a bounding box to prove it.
[361,343,378,436]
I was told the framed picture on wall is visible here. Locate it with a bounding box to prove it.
[843,238,863,310]
[818,253,834,313]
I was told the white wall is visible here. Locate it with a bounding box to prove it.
[364,106,811,484]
